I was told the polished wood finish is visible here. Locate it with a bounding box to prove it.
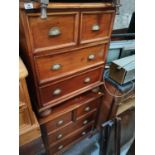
[39,66,103,107]
[76,98,100,119]
[43,112,72,133]
[35,44,106,84]
[20,2,114,9]
[20,3,115,154]
[46,113,96,146]
[20,5,115,113]
[48,124,93,155]
[28,12,79,53]
[80,10,115,44]
[39,90,103,124]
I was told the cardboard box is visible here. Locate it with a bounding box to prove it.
[109,55,135,84]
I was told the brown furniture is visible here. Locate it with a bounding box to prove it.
[20,2,116,154]
[19,57,45,155]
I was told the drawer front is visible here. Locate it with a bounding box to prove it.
[76,98,100,118]
[43,112,72,133]
[49,124,93,154]
[35,44,106,84]
[47,112,96,145]
[28,12,79,52]
[39,67,103,107]
[80,11,115,44]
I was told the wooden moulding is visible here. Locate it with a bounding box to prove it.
[20,2,114,10]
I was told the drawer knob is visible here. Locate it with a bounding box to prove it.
[51,64,61,71]
[57,134,63,140]
[84,106,91,112]
[48,27,61,37]
[81,131,86,136]
[92,24,100,31]
[88,54,95,60]
[58,145,64,150]
[83,120,88,125]
[92,87,100,93]
[57,120,64,125]
[84,77,91,83]
[53,88,61,96]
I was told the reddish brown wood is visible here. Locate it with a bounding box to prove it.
[43,112,73,133]
[80,10,115,44]
[39,90,103,124]
[46,113,96,146]
[76,99,100,119]
[27,12,79,53]
[48,124,93,155]
[20,4,116,154]
[39,66,103,107]
[34,44,106,84]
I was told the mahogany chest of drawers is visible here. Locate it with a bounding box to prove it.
[20,2,116,154]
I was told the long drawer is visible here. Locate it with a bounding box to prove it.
[46,112,96,146]
[35,44,106,84]
[39,66,103,107]
[48,124,93,155]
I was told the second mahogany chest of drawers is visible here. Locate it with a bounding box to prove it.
[20,2,116,154]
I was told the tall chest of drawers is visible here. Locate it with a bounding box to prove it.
[20,2,116,154]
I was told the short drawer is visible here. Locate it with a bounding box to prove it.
[39,66,103,107]
[43,112,72,133]
[80,11,115,44]
[27,12,79,53]
[76,98,100,118]
[46,112,96,145]
[35,44,106,84]
[49,124,93,154]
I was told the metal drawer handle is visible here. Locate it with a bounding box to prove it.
[92,24,100,31]
[88,54,95,60]
[84,77,91,83]
[57,120,64,125]
[57,134,63,140]
[82,131,86,136]
[84,106,91,112]
[53,88,61,96]
[48,27,61,37]
[51,64,61,71]
[83,120,88,125]
[58,145,64,150]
